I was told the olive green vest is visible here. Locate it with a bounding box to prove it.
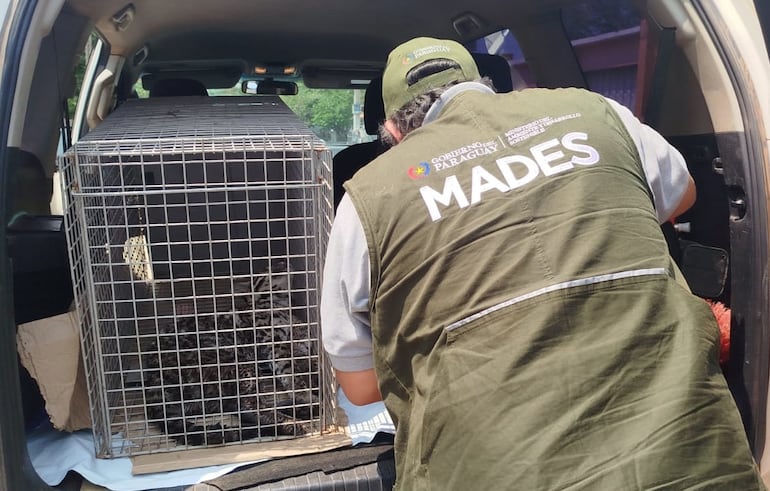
[345,87,762,490]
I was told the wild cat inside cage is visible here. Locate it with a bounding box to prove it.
[140,261,320,447]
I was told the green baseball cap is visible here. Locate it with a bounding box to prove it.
[382,37,480,118]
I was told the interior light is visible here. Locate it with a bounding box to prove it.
[254,66,267,75]
[283,66,296,75]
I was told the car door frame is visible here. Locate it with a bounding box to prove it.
[0,0,58,489]
[690,0,770,470]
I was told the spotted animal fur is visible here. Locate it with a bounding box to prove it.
[141,264,319,447]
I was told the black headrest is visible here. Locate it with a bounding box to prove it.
[150,78,209,97]
[472,53,513,93]
[363,76,385,135]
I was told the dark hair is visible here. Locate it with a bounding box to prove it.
[379,76,495,148]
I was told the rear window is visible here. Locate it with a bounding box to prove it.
[563,0,642,109]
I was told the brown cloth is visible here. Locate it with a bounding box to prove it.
[16,311,91,432]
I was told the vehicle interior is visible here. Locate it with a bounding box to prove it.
[1,0,769,488]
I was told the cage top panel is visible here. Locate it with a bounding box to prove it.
[70,95,330,155]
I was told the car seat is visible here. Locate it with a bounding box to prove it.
[149,78,209,97]
[331,76,387,209]
[472,52,514,93]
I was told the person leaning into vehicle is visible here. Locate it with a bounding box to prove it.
[320,37,765,490]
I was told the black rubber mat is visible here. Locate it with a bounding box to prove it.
[204,435,395,491]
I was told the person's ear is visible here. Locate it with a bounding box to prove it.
[384,119,404,144]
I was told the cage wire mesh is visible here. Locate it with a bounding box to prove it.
[59,96,336,457]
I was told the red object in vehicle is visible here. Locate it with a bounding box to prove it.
[706,299,731,366]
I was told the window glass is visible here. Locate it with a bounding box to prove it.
[68,35,99,121]
[467,1,643,111]
[465,29,533,89]
[279,84,365,151]
[562,0,643,109]
[217,83,367,152]
[131,79,367,154]
[132,80,148,98]
[562,0,640,39]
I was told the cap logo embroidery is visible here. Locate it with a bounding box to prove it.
[412,46,450,59]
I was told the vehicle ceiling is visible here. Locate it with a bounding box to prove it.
[64,0,570,76]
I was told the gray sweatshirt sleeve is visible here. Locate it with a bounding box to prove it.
[605,97,690,223]
[320,194,374,371]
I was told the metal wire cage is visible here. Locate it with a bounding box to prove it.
[58,96,336,457]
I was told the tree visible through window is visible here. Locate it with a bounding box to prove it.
[280,84,356,145]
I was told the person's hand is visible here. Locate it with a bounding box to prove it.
[335,368,382,405]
